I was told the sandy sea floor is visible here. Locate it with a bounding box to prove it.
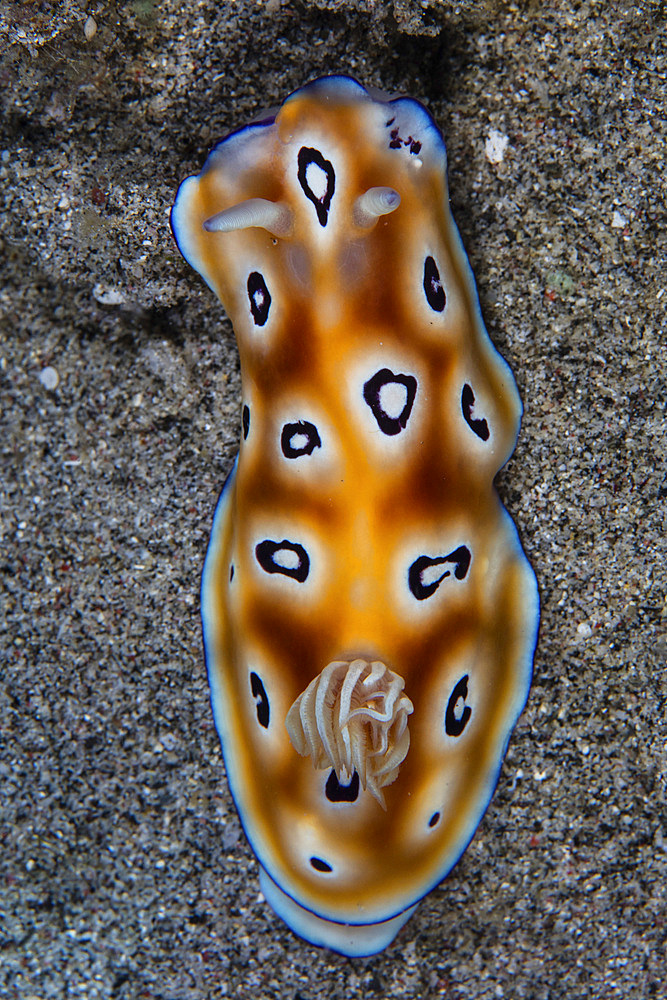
[1,1,665,997]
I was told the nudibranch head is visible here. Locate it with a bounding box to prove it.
[172,75,539,956]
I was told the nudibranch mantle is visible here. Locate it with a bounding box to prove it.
[171,76,539,957]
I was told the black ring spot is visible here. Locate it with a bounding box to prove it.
[250,671,270,729]
[428,811,441,828]
[424,255,446,312]
[255,539,310,582]
[297,147,335,227]
[408,546,471,600]
[281,420,322,458]
[310,856,333,873]
[445,674,472,737]
[363,368,417,436]
[461,383,490,441]
[247,271,271,326]
[242,404,250,440]
[229,564,234,582]
[325,769,360,803]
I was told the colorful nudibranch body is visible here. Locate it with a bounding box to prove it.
[171,76,539,956]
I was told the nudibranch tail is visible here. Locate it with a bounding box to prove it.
[285,658,414,807]
[258,866,419,958]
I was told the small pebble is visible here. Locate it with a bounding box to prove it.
[84,16,97,40]
[485,129,509,165]
[93,283,126,306]
[39,366,59,390]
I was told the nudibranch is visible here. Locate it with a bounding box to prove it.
[171,76,539,956]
